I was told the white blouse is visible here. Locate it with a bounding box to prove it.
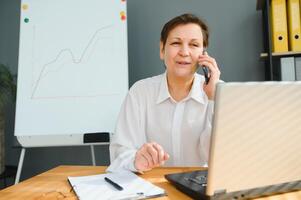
[107,72,214,172]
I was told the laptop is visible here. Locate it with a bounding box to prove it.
[165,82,301,200]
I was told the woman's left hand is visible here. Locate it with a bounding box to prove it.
[198,51,221,100]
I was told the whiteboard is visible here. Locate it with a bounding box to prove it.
[15,0,128,147]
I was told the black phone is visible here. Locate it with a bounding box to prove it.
[202,65,210,84]
[199,50,210,84]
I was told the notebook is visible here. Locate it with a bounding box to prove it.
[165,81,301,200]
[68,171,166,200]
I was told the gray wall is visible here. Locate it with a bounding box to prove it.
[127,0,265,85]
[0,0,264,184]
[1,0,21,187]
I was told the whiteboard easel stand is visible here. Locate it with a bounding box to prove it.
[14,143,109,184]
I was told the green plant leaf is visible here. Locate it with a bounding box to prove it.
[0,64,17,108]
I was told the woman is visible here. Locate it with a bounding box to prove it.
[108,13,221,172]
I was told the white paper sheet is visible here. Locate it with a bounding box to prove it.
[68,171,166,200]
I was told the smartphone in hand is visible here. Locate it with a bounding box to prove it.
[200,50,210,85]
[202,66,210,84]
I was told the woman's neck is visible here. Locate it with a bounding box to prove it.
[166,73,194,102]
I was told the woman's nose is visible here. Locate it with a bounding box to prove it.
[178,45,189,57]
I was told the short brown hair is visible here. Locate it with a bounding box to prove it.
[160,13,209,49]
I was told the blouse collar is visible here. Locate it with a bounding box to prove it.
[156,72,206,104]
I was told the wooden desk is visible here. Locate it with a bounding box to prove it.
[0,165,301,200]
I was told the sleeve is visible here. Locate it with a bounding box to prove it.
[198,100,214,167]
[106,84,146,172]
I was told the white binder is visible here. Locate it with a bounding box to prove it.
[280,57,295,81]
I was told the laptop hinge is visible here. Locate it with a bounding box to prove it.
[214,189,226,195]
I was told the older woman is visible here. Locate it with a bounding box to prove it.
[108,13,221,172]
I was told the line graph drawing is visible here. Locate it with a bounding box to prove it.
[15,0,128,139]
[31,25,118,99]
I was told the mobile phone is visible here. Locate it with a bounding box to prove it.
[199,50,210,85]
[202,66,210,84]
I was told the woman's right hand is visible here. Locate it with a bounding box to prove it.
[134,142,170,172]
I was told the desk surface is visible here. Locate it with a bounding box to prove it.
[0,165,301,200]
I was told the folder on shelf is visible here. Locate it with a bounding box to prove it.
[270,0,289,52]
[280,57,295,81]
[295,57,301,80]
[287,0,301,51]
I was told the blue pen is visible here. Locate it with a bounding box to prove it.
[104,177,124,191]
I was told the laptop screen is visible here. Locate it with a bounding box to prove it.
[206,82,301,196]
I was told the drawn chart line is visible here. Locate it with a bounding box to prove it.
[39,37,111,79]
[31,25,113,99]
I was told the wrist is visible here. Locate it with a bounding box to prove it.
[206,91,214,100]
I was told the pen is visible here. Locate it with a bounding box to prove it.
[104,177,124,191]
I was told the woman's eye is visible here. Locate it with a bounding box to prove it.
[171,42,180,45]
[191,43,199,47]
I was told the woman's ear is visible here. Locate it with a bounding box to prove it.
[159,42,164,60]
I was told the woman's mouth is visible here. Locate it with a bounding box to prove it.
[176,61,191,66]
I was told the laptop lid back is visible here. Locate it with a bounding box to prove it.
[206,82,301,198]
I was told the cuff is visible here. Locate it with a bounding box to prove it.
[127,152,138,172]
[106,149,138,173]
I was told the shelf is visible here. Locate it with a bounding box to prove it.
[256,0,265,10]
[260,51,301,58]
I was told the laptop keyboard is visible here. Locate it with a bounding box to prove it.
[184,174,207,186]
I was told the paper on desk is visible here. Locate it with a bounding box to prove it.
[68,171,166,200]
